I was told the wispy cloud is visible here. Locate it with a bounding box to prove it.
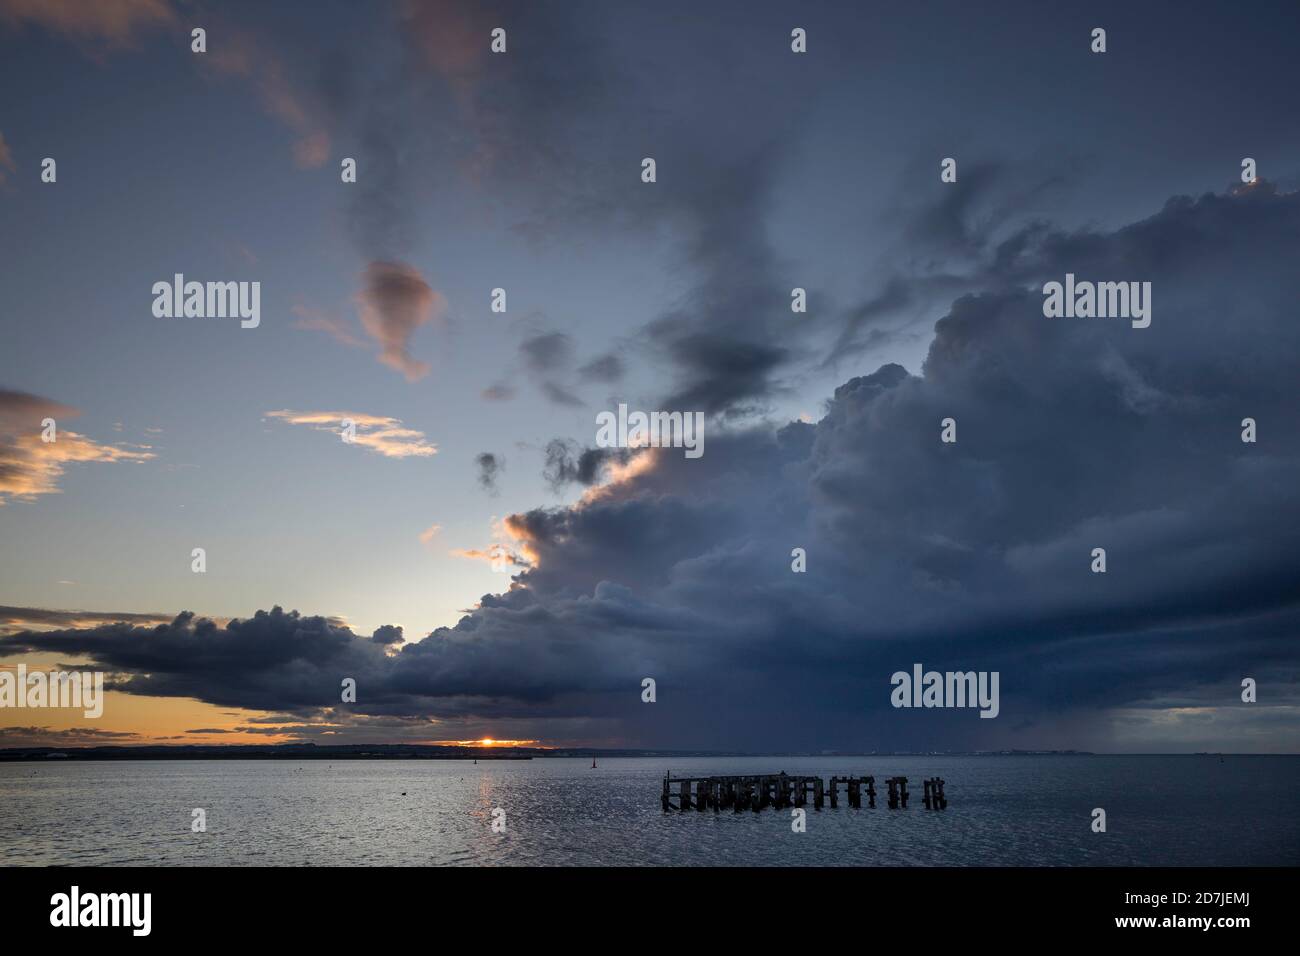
[291,303,368,349]
[481,384,515,402]
[450,544,528,569]
[0,0,174,48]
[0,604,173,636]
[0,130,16,185]
[0,726,143,747]
[202,24,332,169]
[0,389,154,505]
[265,409,436,459]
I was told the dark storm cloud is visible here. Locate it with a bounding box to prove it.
[641,145,803,418]
[370,624,404,645]
[826,157,1072,366]
[3,187,1298,750]
[326,0,819,416]
[542,439,629,491]
[474,451,503,493]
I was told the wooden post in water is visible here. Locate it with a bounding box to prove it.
[923,777,946,810]
[656,771,943,814]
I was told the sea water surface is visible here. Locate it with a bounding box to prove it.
[2,755,1297,866]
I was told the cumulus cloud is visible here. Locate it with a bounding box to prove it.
[354,261,446,381]
[265,409,436,458]
[3,188,1298,752]
[369,624,404,646]
[0,389,154,505]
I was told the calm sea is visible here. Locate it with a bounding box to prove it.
[2,755,1297,866]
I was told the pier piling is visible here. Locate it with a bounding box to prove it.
[660,771,941,813]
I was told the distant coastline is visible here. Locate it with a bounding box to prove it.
[5,744,1290,762]
[0,743,532,761]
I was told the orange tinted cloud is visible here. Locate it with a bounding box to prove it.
[0,389,154,505]
[0,605,173,636]
[265,409,437,459]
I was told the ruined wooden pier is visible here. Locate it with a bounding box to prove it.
[662,772,946,812]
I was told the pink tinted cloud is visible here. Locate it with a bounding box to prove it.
[0,0,174,47]
[354,262,447,382]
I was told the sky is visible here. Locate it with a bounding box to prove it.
[1,0,1298,752]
